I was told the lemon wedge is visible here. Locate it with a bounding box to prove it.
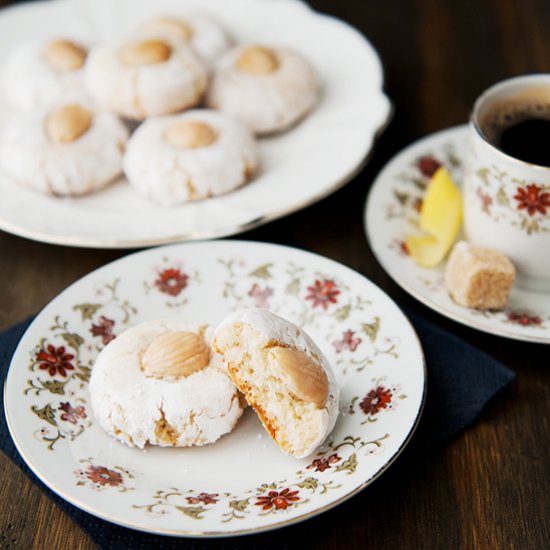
[405,167,462,267]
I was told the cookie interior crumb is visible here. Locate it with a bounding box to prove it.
[213,321,326,457]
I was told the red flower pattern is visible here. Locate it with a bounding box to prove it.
[248,283,273,308]
[398,241,410,256]
[255,488,300,511]
[360,386,393,416]
[186,492,219,505]
[333,330,362,353]
[306,453,341,472]
[90,316,116,345]
[59,402,87,425]
[36,344,75,377]
[85,465,123,487]
[155,268,189,296]
[417,156,442,178]
[513,184,550,216]
[476,187,493,215]
[506,312,543,327]
[305,279,341,310]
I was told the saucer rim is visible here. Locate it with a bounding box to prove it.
[364,123,550,345]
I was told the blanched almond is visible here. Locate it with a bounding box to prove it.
[121,39,172,66]
[142,331,210,379]
[164,120,218,149]
[146,17,194,40]
[45,104,92,143]
[236,46,279,74]
[42,39,87,70]
[267,346,328,408]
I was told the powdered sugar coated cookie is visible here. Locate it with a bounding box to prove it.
[136,12,231,67]
[0,102,127,196]
[2,38,90,111]
[212,308,339,458]
[206,44,319,135]
[85,35,207,121]
[88,320,245,449]
[123,109,257,206]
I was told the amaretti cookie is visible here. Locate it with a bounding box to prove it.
[123,109,258,206]
[212,308,339,458]
[136,12,230,66]
[0,102,128,196]
[445,241,516,309]
[2,38,89,110]
[84,35,207,120]
[206,44,319,135]
[88,320,245,449]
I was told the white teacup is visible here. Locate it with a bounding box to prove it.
[463,74,550,292]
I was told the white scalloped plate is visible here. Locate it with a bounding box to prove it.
[365,125,550,344]
[0,0,390,248]
[5,241,425,536]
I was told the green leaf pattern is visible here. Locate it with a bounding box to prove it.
[25,279,138,450]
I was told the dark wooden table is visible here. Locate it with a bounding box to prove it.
[1,0,549,548]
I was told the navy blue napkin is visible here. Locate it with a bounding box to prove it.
[404,310,516,445]
[0,314,515,549]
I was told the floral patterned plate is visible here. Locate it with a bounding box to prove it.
[0,0,390,248]
[4,241,425,536]
[365,125,550,344]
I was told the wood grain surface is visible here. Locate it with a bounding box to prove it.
[0,0,549,548]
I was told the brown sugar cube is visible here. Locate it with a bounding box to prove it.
[445,241,516,310]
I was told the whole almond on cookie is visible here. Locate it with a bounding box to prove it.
[236,46,279,74]
[164,120,218,149]
[268,346,328,408]
[146,17,194,40]
[121,39,172,66]
[42,39,87,70]
[45,104,92,143]
[142,331,210,379]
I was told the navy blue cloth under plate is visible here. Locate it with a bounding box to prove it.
[0,314,515,549]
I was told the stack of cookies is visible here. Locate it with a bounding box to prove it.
[0,12,319,205]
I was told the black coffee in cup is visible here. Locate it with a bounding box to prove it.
[479,88,550,167]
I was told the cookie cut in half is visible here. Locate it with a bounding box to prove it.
[89,320,245,449]
[212,308,339,458]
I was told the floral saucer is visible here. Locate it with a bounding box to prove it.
[365,125,550,344]
[4,241,425,536]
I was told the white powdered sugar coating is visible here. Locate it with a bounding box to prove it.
[84,35,207,120]
[2,39,90,111]
[213,308,339,458]
[136,11,231,67]
[0,105,128,196]
[123,109,258,206]
[206,45,319,135]
[88,320,244,449]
